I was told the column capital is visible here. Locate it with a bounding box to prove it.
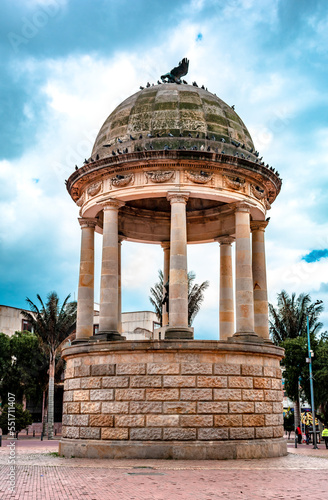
[161,241,170,250]
[215,235,235,245]
[167,191,190,204]
[235,201,253,213]
[78,217,97,229]
[97,196,125,210]
[250,220,269,232]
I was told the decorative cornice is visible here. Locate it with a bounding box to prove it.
[185,170,213,184]
[145,171,175,183]
[66,150,282,205]
[250,220,269,232]
[167,191,190,204]
[78,217,97,229]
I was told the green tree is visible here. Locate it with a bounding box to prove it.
[0,333,11,396]
[0,404,33,436]
[149,270,209,326]
[269,291,324,429]
[21,292,77,439]
[269,291,323,344]
[0,331,48,406]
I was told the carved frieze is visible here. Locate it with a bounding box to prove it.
[87,181,102,197]
[250,184,266,200]
[145,171,175,183]
[264,198,271,210]
[76,193,85,207]
[185,170,213,184]
[111,174,134,188]
[224,175,245,190]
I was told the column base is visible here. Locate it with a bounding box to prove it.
[71,337,92,345]
[230,331,263,343]
[92,332,126,341]
[164,326,194,340]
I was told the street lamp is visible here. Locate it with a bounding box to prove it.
[306,299,323,449]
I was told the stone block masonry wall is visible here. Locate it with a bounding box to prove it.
[61,343,284,445]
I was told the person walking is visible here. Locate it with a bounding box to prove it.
[296,425,302,444]
[322,426,328,449]
[305,427,310,445]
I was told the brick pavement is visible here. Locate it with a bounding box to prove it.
[0,438,327,499]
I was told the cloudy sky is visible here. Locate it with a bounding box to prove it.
[1,0,328,339]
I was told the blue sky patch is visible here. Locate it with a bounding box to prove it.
[303,249,328,263]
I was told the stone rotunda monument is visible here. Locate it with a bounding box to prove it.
[60,60,286,460]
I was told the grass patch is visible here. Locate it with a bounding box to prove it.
[47,452,60,457]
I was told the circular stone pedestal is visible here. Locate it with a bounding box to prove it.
[59,340,287,460]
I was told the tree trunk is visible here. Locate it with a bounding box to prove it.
[41,389,47,435]
[48,353,55,440]
[294,399,301,434]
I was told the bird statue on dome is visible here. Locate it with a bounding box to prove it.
[161,58,189,84]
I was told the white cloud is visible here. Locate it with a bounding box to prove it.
[2,1,328,334]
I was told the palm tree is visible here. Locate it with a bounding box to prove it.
[269,291,323,345]
[269,290,323,433]
[21,292,77,439]
[149,270,209,326]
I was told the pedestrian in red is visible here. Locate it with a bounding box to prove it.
[296,425,302,444]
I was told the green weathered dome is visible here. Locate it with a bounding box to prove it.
[92,84,255,157]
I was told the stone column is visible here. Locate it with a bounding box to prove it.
[161,242,170,327]
[75,218,97,341]
[234,203,256,338]
[118,237,123,334]
[217,236,235,341]
[251,220,270,340]
[165,192,193,339]
[98,198,125,341]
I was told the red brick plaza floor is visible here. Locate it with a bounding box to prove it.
[0,438,327,499]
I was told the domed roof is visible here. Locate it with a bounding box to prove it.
[92,84,255,158]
